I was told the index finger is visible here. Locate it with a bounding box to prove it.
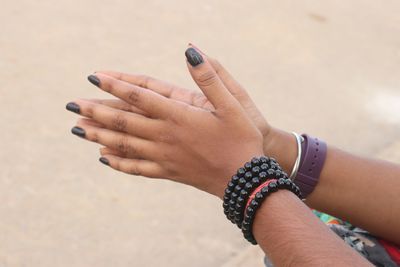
[87,73,178,119]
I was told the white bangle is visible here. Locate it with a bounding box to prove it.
[289,132,303,180]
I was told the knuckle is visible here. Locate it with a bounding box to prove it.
[126,87,141,103]
[112,112,128,131]
[91,131,99,142]
[138,75,153,88]
[197,71,217,87]
[116,136,130,153]
[189,91,208,107]
[129,164,141,176]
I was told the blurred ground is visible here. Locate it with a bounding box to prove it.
[0,1,399,266]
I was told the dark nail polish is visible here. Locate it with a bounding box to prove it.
[99,157,110,166]
[66,102,80,114]
[88,75,100,87]
[185,48,203,67]
[71,126,85,138]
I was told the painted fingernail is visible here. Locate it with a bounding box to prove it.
[99,157,109,166]
[88,75,100,87]
[66,102,80,114]
[71,126,86,138]
[185,47,203,67]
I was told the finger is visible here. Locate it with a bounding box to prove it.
[69,99,161,140]
[95,71,180,99]
[184,46,237,110]
[100,147,125,157]
[79,118,105,128]
[72,122,157,160]
[87,73,179,118]
[99,154,164,178]
[189,43,254,107]
[95,72,214,111]
[87,98,148,116]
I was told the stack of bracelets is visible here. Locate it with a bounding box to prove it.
[223,156,302,244]
[223,134,327,245]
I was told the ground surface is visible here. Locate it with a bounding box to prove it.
[1,1,399,266]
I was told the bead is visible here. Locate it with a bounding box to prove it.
[234,191,241,198]
[229,206,235,213]
[244,162,252,171]
[259,171,267,180]
[234,184,242,193]
[246,206,255,216]
[277,178,286,186]
[242,224,250,231]
[244,171,253,180]
[267,169,275,177]
[250,199,259,208]
[223,202,229,209]
[251,177,260,186]
[231,174,240,183]
[223,195,230,202]
[240,190,249,197]
[244,214,252,221]
[233,210,241,217]
[229,199,236,206]
[260,156,269,163]
[269,182,278,192]
[238,178,247,187]
[251,157,261,167]
[224,188,232,195]
[228,181,235,189]
[237,167,246,177]
[251,166,260,175]
[260,163,269,171]
[255,192,264,201]
[237,196,245,204]
[244,182,253,191]
[261,186,269,195]
[235,202,243,210]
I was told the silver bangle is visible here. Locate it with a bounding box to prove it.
[289,132,303,180]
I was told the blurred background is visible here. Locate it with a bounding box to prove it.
[1,0,400,266]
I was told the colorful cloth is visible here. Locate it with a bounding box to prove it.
[263,211,400,267]
[313,210,400,267]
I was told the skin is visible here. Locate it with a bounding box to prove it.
[67,45,397,266]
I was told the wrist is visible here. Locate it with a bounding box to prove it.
[263,128,297,174]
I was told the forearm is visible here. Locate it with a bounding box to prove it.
[264,128,400,244]
[253,190,371,266]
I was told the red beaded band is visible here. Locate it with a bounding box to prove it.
[245,179,277,210]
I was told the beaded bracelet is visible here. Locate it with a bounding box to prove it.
[223,157,288,228]
[223,157,302,245]
[241,178,302,244]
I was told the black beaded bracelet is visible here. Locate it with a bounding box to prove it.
[223,156,289,228]
[223,157,274,221]
[241,178,302,244]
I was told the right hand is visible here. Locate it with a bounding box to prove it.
[86,47,297,174]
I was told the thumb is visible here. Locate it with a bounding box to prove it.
[185,46,236,110]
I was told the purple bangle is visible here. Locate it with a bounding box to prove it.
[293,134,327,199]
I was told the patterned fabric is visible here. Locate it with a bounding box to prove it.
[263,211,400,267]
[313,211,399,267]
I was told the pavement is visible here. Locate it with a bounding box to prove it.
[0,1,399,266]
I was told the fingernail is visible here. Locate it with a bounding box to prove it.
[185,48,203,67]
[99,157,109,165]
[71,126,86,138]
[65,102,80,114]
[88,75,100,87]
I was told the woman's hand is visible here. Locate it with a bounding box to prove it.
[82,47,299,171]
[68,46,264,198]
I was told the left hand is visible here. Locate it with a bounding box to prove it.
[68,46,264,199]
